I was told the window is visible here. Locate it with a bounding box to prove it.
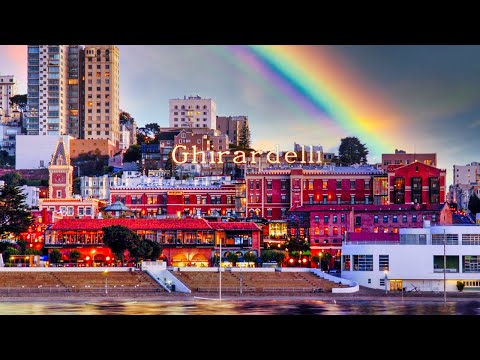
[322,180,328,189]
[374,215,379,223]
[342,255,351,271]
[402,215,407,223]
[365,180,370,190]
[411,177,422,204]
[249,181,254,190]
[432,233,458,245]
[308,180,314,190]
[383,215,388,223]
[78,207,84,216]
[412,215,417,223]
[85,207,92,216]
[429,177,440,204]
[434,255,459,273]
[267,209,272,217]
[256,181,260,189]
[463,256,480,273]
[355,216,361,226]
[281,194,286,203]
[353,255,373,271]
[267,180,272,189]
[393,177,405,204]
[350,180,356,190]
[336,180,342,189]
[323,227,329,235]
[432,214,437,222]
[393,215,398,223]
[333,227,338,235]
[308,194,313,204]
[379,255,389,271]
[314,216,320,222]
[323,194,328,204]
[333,215,337,223]
[324,215,329,223]
[67,207,74,216]
[267,195,272,203]
[281,179,287,190]
[350,195,355,204]
[341,214,345,223]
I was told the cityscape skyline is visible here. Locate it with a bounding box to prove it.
[1,45,480,186]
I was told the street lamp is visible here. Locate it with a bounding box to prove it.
[91,249,96,267]
[103,269,108,296]
[384,269,388,294]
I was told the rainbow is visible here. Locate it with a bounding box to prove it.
[215,45,402,158]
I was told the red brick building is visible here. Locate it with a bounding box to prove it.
[246,163,446,221]
[246,167,381,220]
[45,218,262,267]
[110,184,237,218]
[388,162,446,205]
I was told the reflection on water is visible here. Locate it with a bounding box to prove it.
[0,299,478,315]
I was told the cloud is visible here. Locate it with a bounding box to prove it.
[468,119,480,128]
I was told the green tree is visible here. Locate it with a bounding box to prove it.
[25,248,41,256]
[0,172,26,186]
[226,252,238,266]
[102,225,139,265]
[0,184,34,238]
[146,239,162,260]
[0,150,14,168]
[69,250,82,264]
[129,238,153,263]
[49,249,62,264]
[119,110,133,122]
[123,144,141,163]
[9,94,28,112]
[320,252,332,271]
[468,192,480,216]
[164,150,177,178]
[71,150,110,177]
[17,239,27,255]
[338,136,369,165]
[243,251,257,263]
[238,122,251,149]
[4,247,19,264]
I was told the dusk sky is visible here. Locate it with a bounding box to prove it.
[1,45,479,186]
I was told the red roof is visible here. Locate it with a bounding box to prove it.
[208,222,261,231]
[50,218,212,231]
[49,218,262,232]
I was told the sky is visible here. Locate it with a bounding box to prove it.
[1,45,479,187]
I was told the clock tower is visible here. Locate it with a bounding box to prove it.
[48,138,73,199]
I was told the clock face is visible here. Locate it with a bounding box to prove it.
[53,173,66,184]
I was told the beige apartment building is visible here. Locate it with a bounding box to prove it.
[83,45,120,148]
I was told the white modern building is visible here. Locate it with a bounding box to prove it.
[0,123,22,156]
[453,162,480,186]
[81,173,232,202]
[19,185,40,209]
[15,135,73,169]
[169,96,217,130]
[0,75,17,120]
[341,223,480,292]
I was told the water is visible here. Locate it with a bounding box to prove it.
[0,299,478,315]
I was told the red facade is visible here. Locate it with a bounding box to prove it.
[110,184,237,218]
[44,218,262,267]
[246,163,446,221]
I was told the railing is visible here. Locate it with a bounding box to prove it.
[433,268,459,273]
[0,286,164,295]
[344,241,400,245]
